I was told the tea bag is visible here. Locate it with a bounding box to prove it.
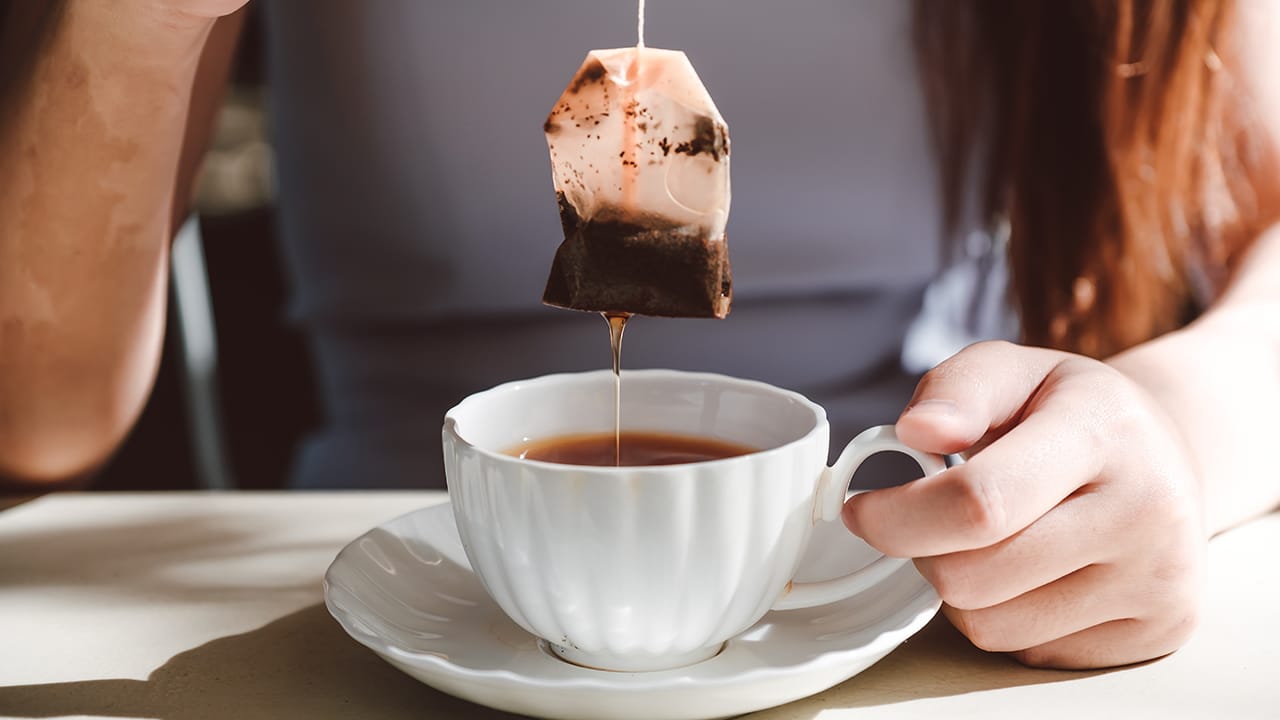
[542,47,732,318]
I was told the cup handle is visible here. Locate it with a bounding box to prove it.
[772,424,947,611]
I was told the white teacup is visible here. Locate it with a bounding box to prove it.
[443,369,945,672]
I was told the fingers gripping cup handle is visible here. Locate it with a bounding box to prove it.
[772,425,947,611]
[816,425,948,524]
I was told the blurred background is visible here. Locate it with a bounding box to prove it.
[96,7,318,491]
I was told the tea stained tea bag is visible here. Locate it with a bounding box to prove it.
[542,46,732,318]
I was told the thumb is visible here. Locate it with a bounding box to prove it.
[896,341,1070,455]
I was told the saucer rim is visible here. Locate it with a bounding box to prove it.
[324,501,941,692]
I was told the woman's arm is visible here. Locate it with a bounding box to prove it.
[1109,225,1280,536]
[844,0,1280,670]
[0,1,245,486]
[1107,0,1280,535]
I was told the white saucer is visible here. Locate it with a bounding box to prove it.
[324,501,939,720]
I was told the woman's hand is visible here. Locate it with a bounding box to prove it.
[843,340,1206,669]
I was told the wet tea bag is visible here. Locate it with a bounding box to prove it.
[542,47,732,318]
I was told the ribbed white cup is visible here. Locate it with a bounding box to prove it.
[444,370,943,672]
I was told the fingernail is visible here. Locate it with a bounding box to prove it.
[903,398,959,417]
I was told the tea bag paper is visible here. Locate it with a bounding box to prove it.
[542,47,732,318]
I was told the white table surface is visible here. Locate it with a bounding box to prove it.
[0,491,1276,719]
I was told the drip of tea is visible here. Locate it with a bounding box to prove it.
[508,430,754,467]
[603,312,630,465]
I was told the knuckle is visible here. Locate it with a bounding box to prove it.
[920,556,990,610]
[1105,389,1155,448]
[1149,544,1203,592]
[949,468,1009,542]
[1055,360,1136,451]
[1125,609,1200,664]
[1145,460,1201,519]
[1117,613,1201,666]
[1078,363,1167,455]
[1154,606,1201,653]
[953,608,1017,653]
[972,339,1017,356]
[1145,556,1204,625]
[1010,646,1058,668]
[1010,643,1094,669]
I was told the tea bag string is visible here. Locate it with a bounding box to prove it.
[637,0,646,48]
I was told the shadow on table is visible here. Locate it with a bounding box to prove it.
[0,603,528,720]
[747,613,1120,719]
[0,604,1127,720]
[0,511,325,600]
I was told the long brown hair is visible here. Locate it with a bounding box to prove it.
[916,0,1280,358]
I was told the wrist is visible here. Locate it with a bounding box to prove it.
[1107,331,1213,535]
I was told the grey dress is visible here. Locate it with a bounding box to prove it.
[265,0,999,489]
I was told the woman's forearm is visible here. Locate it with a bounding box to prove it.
[1109,226,1280,535]
[0,2,215,483]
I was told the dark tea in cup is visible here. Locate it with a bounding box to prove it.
[507,431,755,467]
